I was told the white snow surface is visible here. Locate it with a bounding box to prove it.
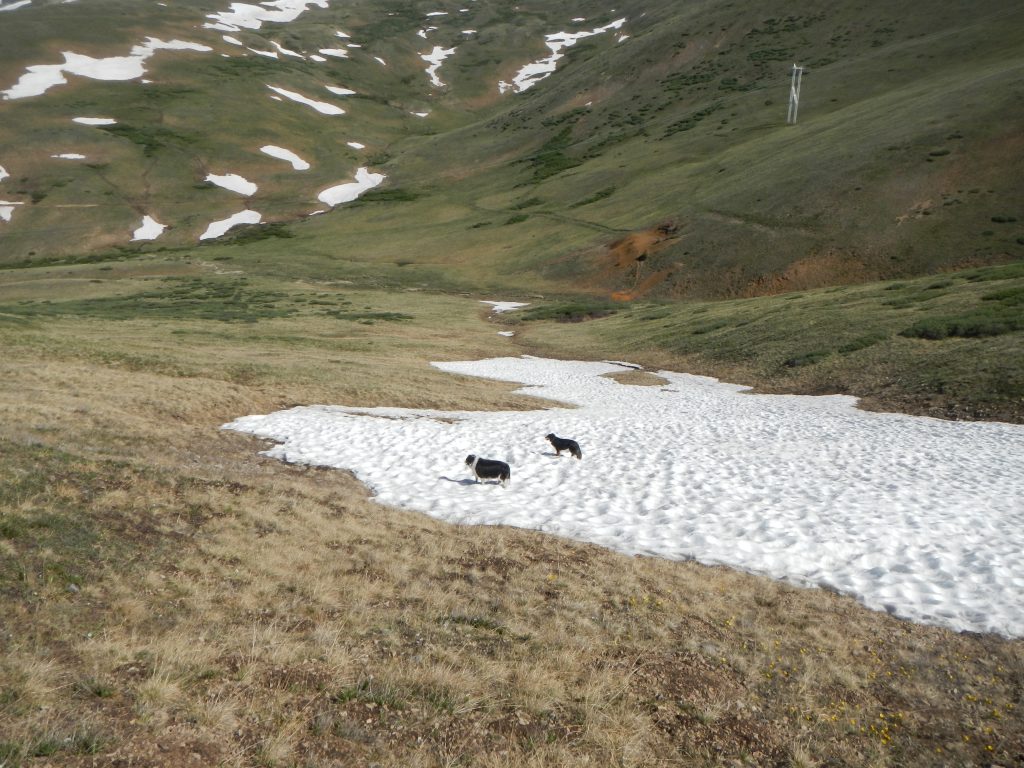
[52,153,86,159]
[261,145,310,170]
[0,165,8,182]
[498,18,626,93]
[2,39,211,100]
[205,0,328,32]
[131,215,166,241]
[317,167,384,206]
[481,300,529,313]
[199,209,261,239]
[421,45,457,87]
[267,85,345,114]
[223,355,1024,638]
[0,201,24,222]
[0,0,33,11]
[205,172,257,195]
[73,117,117,125]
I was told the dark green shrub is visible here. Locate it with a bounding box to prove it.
[783,350,830,367]
[522,301,617,322]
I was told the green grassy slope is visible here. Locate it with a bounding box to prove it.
[1,0,1021,299]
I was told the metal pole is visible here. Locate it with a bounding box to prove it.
[787,63,803,124]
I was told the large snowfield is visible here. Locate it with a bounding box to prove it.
[224,355,1024,638]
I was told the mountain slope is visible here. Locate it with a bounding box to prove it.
[1,0,1021,299]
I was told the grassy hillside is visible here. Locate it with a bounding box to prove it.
[1,260,1022,767]
[514,261,1024,422]
[1,0,1022,297]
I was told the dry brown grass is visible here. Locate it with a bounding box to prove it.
[0,271,1022,767]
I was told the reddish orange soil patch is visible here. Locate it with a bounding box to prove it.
[738,249,877,298]
[597,222,681,300]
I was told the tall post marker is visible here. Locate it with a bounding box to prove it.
[787,63,804,124]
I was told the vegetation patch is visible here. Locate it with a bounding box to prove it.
[783,350,831,367]
[210,222,294,245]
[525,127,582,182]
[522,300,617,323]
[352,187,421,204]
[570,185,617,208]
[100,124,194,156]
[0,278,295,323]
[900,287,1023,339]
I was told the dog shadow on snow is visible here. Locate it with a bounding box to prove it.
[439,476,482,486]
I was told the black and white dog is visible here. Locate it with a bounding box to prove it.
[546,433,582,460]
[465,454,511,487]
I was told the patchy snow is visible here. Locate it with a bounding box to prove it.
[498,18,626,94]
[498,331,515,337]
[347,141,365,149]
[199,209,261,239]
[72,116,117,125]
[421,45,457,87]
[482,300,529,313]
[261,145,310,170]
[0,0,33,11]
[267,85,345,115]
[204,0,328,32]
[131,215,166,241]
[318,48,349,58]
[0,201,24,222]
[52,153,86,159]
[325,85,356,96]
[224,355,1024,638]
[249,47,279,59]
[0,166,9,182]
[2,38,211,100]
[411,111,429,117]
[335,29,350,38]
[205,172,257,195]
[425,10,448,16]
[317,167,385,206]
[272,41,304,58]
[374,56,387,66]
[223,35,244,46]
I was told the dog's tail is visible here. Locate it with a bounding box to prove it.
[501,468,511,487]
[572,446,582,460]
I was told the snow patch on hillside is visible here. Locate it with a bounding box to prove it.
[205,0,328,32]
[267,85,345,115]
[206,173,258,196]
[225,355,1024,638]
[200,209,261,239]
[317,167,384,206]
[2,39,211,100]
[261,145,310,170]
[132,215,166,241]
[498,18,626,94]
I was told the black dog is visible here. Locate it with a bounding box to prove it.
[546,433,582,460]
[465,454,511,487]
